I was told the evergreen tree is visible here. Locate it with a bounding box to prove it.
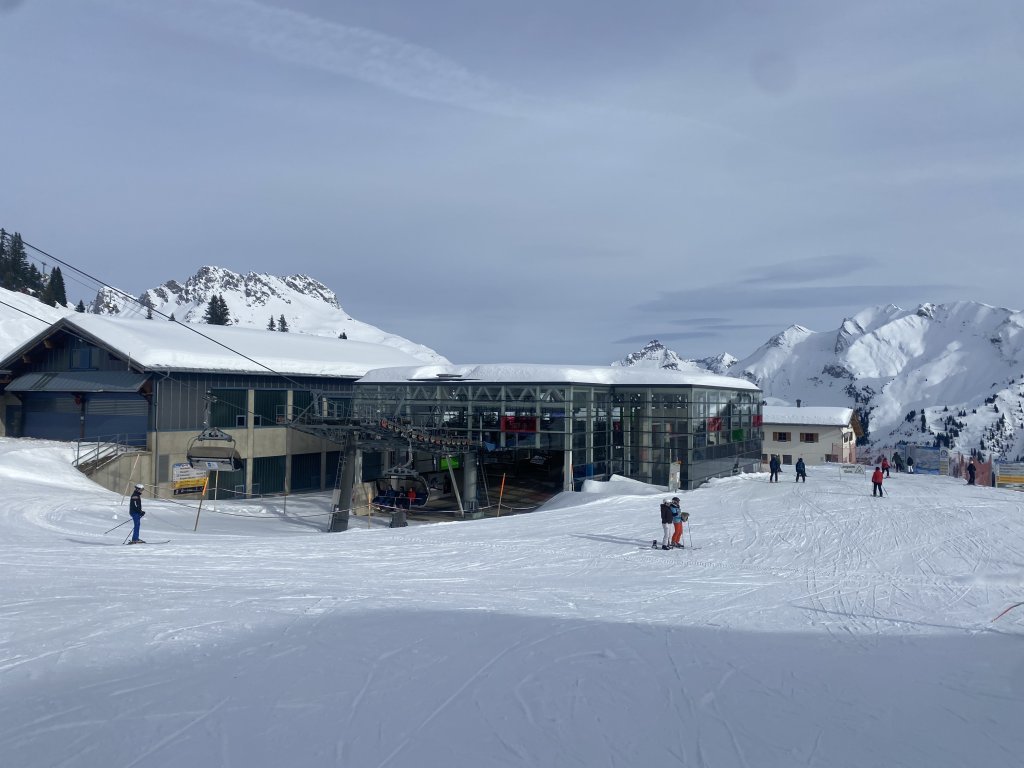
[203,294,231,325]
[0,231,41,294]
[41,267,68,307]
[339,331,347,339]
[278,314,289,332]
[140,293,154,319]
[267,315,276,331]
[75,299,86,313]
[168,312,176,321]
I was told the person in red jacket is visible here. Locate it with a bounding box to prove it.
[881,456,890,478]
[871,466,885,497]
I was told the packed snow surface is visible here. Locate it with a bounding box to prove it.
[2,437,1023,767]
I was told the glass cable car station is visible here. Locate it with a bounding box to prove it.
[350,363,763,502]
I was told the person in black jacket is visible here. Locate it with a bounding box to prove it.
[795,457,807,482]
[967,460,977,485]
[769,455,781,483]
[653,499,674,550]
[129,483,146,544]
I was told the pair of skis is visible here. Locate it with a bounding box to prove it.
[650,540,697,551]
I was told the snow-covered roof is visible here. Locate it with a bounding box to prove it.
[762,405,854,427]
[38,314,427,377]
[358,363,760,390]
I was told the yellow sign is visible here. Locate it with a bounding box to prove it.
[172,462,209,495]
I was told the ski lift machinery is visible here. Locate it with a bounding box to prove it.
[187,427,243,472]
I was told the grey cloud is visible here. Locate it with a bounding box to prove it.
[643,284,958,313]
[613,331,722,345]
[737,255,880,286]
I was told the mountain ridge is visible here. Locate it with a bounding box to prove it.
[617,301,1024,460]
[88,266,447,364]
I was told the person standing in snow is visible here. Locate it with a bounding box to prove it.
[129,483,146,543]
[656,499,673,550]
[906,456,914,473]
[967,459,977,485]
[795,457,807,483]
[769,454,781,483]
[881,456,890,478]
[670,496,684,548]
[871,466,885,497]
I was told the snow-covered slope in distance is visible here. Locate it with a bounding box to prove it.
[91,266,448,364]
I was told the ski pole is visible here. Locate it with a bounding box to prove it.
[687,525,693,548]
[104,518,132,535]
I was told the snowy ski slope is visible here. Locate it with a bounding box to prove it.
[2,437,1023,767]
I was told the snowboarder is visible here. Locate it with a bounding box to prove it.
[795,457,807,483]
[871,466,884,497]
[881,456,890,478]
[656,499,673,550]
[670,496,684,548]
[967,459,977,485]
[769,454,781,483]
[906,456,914,474]
[892,452,903,472]
[128,483,146,543]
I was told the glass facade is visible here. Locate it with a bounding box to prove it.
[353,380,762,491]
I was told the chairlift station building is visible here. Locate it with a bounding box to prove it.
[0,315,763,511]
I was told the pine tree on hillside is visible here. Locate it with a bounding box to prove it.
[75,299,86,313]
[203,294,231,325]
[140,293,154,319]
[278,314,289,332]
[168,312,176,321]
[339,331,347,339]
[267,315,276,331]
[0,231,42,294]
[41,267,68,307]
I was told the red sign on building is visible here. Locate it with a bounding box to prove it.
[501,416,537,433]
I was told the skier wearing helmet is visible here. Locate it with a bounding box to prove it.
[128,483,146,543]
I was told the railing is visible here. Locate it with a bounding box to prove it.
[73,434,148,469]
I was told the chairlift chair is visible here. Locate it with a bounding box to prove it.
[187,427,243,472]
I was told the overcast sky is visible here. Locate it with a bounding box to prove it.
[2,0,1022,364]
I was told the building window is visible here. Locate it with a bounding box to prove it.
[782,454,792,465]
[800,433,819,443]
[69,341,98,370]
[773,431,791,442]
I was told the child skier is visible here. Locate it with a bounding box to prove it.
[871,466,885,497]
[670,496,684,548]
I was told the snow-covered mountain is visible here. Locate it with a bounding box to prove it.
[620,302,1024,460]
[88,266,447,364]
[613,339,738,375]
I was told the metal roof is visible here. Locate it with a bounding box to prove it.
[5,371,149,393]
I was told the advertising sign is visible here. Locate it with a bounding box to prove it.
[172,462,208,496]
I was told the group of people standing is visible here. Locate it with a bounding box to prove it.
[767,455,808,483]
[655,496,689,550]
